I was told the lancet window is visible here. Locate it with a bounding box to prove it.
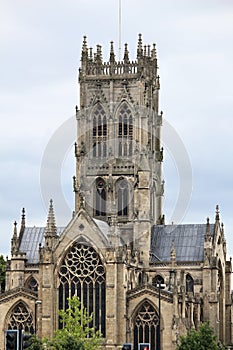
[7,302,34,333]
[58,243,106,336]
[118,102,133,157]
[95,178,107,217]
[117,179,129,216]
[133,301,159,350]
[93,103,107,158]
[186,274,194,293]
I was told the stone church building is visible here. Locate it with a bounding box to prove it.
[0,35,232,350]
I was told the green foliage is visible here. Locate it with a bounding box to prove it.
[26,335,44,350]
[0,255,6,292]
[176,322,226,350]
[46,296,103,350]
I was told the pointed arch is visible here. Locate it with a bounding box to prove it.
[117,101,133,157]
[5,300,34,333]
[95,177,107,217]
[152,275,164,287]
[92,103,107,158]
[133,300,159,350]
[185,273,194,293]
[116,178,129,216]
[58,242,106,336]
[25,276,38,292]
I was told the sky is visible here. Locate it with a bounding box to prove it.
[0,0,233,257]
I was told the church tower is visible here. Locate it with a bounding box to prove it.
[73,34,164,255]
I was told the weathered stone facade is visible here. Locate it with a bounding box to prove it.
[0,35,232,350]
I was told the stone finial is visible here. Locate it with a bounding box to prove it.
[81,35,88,61]
[170,240,176,263]
[20,208,25,231]
[123,43,129,63]
[89,47,93,61]
[13,221,17,239]
[205,217,211,241]
[96,45,102,64]
[151,43,157,59]
[137,33,143,58]
[109,41,115,64]
[143,45,147,57]
[215,205,220,222]
[45,199,57,236]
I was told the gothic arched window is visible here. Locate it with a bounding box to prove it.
[152,275,164,287]
[134,301,159,350]
[58,243,106,336]
[118,102,133,157]
[117,179,129,216]
[186,274,194,293]
[7,302,34,333]
[95,178,106,217]
[92,103,107,158]
[25,276,38,292]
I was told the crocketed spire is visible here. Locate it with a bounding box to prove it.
[45,199,57,237]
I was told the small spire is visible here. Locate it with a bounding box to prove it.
[109,41,115,63]
[123,43,129,63]
[45,199,57,236]
[215,205,220,222]
[147,45,150,57]
[137,33,143,58]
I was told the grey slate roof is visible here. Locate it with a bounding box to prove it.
[19,227,65,264]
[19,219,110,264]
[151,224,215,263]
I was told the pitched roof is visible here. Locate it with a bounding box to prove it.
[19,219,110,264]
[150,224,215,263]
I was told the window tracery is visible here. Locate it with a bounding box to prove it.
[118,102,133,157]
[92,103,107,158]
[133,301,159,350]
[7,302,34,333]
[58,243,106,336]
[25,276,38,292]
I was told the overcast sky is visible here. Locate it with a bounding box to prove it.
[0,0,233,257]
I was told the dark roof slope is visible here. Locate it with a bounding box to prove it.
[19,227,64,263]
[151,224,215,263]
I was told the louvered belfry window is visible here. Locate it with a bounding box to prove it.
[58,243,106,336]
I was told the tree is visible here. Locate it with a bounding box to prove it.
[47,296,103,350]
[176,322,226,350]
[0,255,6,292]
[25,335,44,350]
